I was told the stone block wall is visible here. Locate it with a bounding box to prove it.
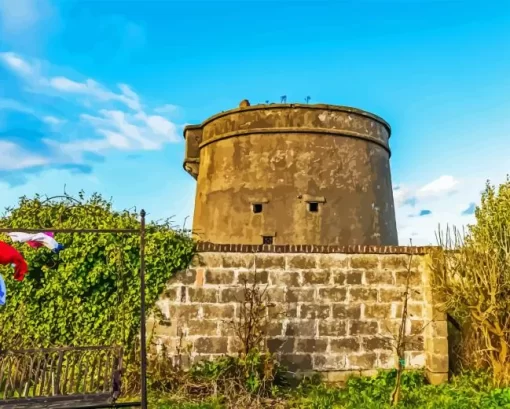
[150,243,448,384]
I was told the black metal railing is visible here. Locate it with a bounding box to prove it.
[0,346,122,402]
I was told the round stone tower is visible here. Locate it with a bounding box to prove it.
[183,101,398,246]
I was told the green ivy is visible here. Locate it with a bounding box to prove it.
[0,192,195,350]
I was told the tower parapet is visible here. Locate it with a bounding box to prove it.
[183,101,398,246]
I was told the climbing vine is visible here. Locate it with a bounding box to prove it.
[0,192,195,350]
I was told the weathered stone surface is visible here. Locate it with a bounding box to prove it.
[302,270,331,285]
[394,303,423,318]
[155,250,444,382]
[194,337,228,354]
[349,321,379,336]
[187,320,218,336]
[319,321,347,337]
[265,321,284,337]
[188,288,218,303]
[351,256,379,269]
[348,353,377,369]
[350,288,378,302]
[426,353,449,372]
[319,288,347,302]
[296,338,328,353]
[381,255,421,270]
[220,287,245,302]
[237,270,269,284]
[287,255,317,269]
[395,270,422,287]
[379,288,404,303]
[256,255,286,270]
[313,355,347,371]
[222,254,254,269]
[202,304,235,319]
[332,304,361,319]
[285,320,316,337]
[192,253,222,268]
[267,337,295,354]
[344,270,364,285]
[287,288,315,302]
[268,303,298,318]
[364,303,391,319]
[365,270,393,285]
[205,269,235,285]
[317,255,349,269]
[330,337,360,353]
[168,305,200,322]
[279,354,313,372]
[300,304,330,319]
[363,336,393,351]
[270,271,300,286]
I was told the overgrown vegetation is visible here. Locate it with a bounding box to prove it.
[150,367,510,409]
[3,177,510,408]
[431,177,510,386]
[0,192,195,352]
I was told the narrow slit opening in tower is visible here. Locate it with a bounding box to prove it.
[308,202,319,212]
[252,204,263,214]
[262,236,273,245]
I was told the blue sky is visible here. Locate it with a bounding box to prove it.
[0,0,509,245]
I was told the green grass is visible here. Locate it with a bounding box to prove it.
[150,370,510,409]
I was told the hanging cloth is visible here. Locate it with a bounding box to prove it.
[0,241,28,281]
[27,232,54,249]
[0,273,6,305]
[7,232,64,253]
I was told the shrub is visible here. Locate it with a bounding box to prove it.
[430,177,510,385]
[0,192,194,365]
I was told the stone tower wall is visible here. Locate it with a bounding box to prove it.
[183,103,398,246]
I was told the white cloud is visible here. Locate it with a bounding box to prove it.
[0,140,48,170]
[416,175,459,199]
[392,185,414,207]
[42,115,65,125]
[393,174,507,246]
[1,51,181,161]
[0,52,141,111]
[49,77,141,111]
[154,104,179,114]
[0,51,33,76]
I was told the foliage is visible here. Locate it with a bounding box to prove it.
[152,370,510,409]
[0,192,195,350]
[142,348,285,408]
[142,277,286,407]
[430,177,510,385]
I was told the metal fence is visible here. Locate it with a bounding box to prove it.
[0,346,122,402]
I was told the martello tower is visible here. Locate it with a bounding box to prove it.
[183,100,398,246]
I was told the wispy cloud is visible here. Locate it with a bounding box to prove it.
[154,104,179,114]
[393,174,480,245]
[42,115,65,125]
[0,51,181,184]
[0,140,48,170]
[416,175,459,199]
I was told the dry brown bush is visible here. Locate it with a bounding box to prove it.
[430,177,510,386]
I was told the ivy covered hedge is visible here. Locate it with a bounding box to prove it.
[0,192,195,350]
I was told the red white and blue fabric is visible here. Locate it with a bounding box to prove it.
[0,273,6,305]
[0,241,28,281]
[7,232,64,253]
